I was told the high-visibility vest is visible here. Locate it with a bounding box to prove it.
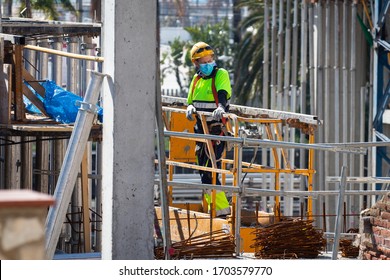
[204,191,231,216]
[187,68,231,108]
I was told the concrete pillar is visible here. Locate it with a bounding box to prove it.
[102,0,157,259]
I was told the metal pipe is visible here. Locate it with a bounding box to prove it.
[277,0,284,111]
[67,37,81,253]
[315,1,324,220]
[164,130,389,154]
[24,44,104,62]
[349,0,358,229]
[359,87,366,211]
[262,0,270,211]
[324,0,331,225]
[334,0,340,176]
[342,0,348,168]
[263,0,270,109]
[161,96,320,125]
[299,0,308,199]
[308,3,315,115]
[164,179,389,197]
[332,166,348,260]
[284,0,291,113]
[45,71,106,259]
[235,130,243,256]
[155,53,172,260]
[282,0,291,216]
[271,0,278,109]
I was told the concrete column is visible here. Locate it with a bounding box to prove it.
[102,0,157,259]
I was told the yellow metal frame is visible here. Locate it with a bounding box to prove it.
[163,106,318,220]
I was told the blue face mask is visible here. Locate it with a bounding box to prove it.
[199,61,216,76]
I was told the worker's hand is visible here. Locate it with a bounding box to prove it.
[212,105,225,121]
[186,105,196,121]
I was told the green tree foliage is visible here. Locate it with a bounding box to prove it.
[163,18,233,94]
[20,0,77,20]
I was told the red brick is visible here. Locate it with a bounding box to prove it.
[368,250,380,257]
[381,229,390,238]
[371,208,381,217]
[377,245,390,256]
[373,227,382,235]
[364,252,372,260]
[373,218,383,227]
[381,211,390,221]
[374,235,384,245]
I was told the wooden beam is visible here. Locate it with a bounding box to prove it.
[22,68,45,98]
[13,44,24,121]
[22,84,49,116]
[0,40,10,124]
[81,150,91,253]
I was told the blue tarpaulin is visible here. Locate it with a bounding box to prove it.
[23,80,103,124]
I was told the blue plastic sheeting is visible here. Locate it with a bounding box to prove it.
[23,80,103,124]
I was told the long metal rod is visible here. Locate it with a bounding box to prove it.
[24,44,104,62]
[332,166,348,260]
[234,131,243,256]
[262,0,270,210]
[349,0,358,229]
[276,0,284,111]
[161,96,320,125]
[300,0,309,206]
[45,71,106,259]
[308,3,315,115]
[155,34,172,259]
[284,0,291,113]
[342,0,349,169]
[334,0,340,177]
[271,0,277,109]
[164,130,390,154]
[163,179,389,197]
[263,0,270,109]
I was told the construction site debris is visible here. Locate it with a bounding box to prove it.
[339,239,359,258]
[155,229,235,259]
[250,219,326,259]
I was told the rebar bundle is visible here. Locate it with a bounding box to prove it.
[339,239,359,258]
[251,219,326,259]
[155,229,235,259]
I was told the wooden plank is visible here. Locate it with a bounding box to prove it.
[22,68,45,97]
[0,189,54,208]
[4,124,73,132]
[81,150,91,253]
[0,39,10,124]
[22,84,49,116]
[13,44,25,121]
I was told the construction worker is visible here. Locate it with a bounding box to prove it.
[186,41,231,217]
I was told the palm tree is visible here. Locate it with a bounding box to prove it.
[1,1,77,19]
[164,19,232,94]
[232,0,264,106]
[22,0,77,20]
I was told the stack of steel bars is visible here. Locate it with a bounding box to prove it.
[251,219,326,259]
[339,239,359,258]
[155,229,235,259]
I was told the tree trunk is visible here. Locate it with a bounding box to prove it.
[232,0,241,44]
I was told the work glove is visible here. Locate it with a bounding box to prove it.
[212,104,225,121]
[186,104,196,121]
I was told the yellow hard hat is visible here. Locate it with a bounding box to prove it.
[190,42,214,62]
